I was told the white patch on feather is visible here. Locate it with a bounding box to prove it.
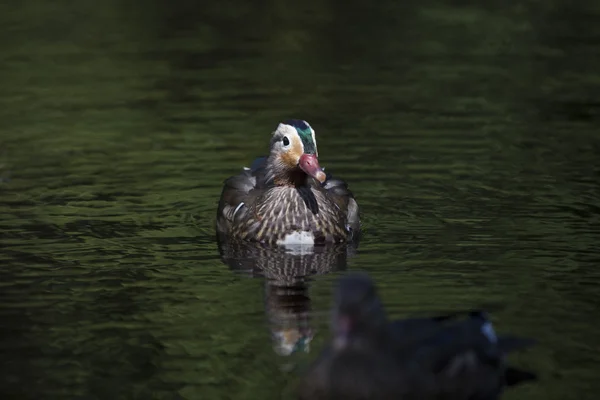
[232,202,245,218]
[276,231,315,254]
[481,321,497,343]
[277,231,314,245]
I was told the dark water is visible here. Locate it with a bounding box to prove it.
[2,0,600,399]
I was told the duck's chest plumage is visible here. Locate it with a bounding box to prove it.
[234,185,349,244]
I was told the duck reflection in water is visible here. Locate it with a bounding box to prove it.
[217,237,358,358]
[265,278,313,357]
[299,272,538,400]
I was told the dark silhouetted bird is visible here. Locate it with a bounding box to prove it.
[298,272,537,400]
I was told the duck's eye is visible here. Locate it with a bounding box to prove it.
[282,136,290,147]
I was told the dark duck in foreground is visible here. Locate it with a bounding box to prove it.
[299,272,537,400]
[216,120,360,245]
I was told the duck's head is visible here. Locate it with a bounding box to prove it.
[331,272,388,348]
[269,119,326,185]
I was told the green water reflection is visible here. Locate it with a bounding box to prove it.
[1,0,600,399]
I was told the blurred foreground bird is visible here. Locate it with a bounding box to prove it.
[298,272,537,400]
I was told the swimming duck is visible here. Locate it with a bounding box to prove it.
[298,272,537,400]
[216,120,359,245]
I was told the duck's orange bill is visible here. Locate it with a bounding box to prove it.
[299,154,326,183]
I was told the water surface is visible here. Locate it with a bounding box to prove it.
[1,0,600,399]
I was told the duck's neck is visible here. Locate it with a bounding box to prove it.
[274,169,309,187]
[267,156,309,187]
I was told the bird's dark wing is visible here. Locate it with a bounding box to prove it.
[216,156,269,233]
[392,311,537,398]
[320,171,360,232]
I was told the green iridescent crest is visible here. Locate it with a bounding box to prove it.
[284,119,316,154]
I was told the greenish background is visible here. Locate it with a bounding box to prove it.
[1,0,599,399]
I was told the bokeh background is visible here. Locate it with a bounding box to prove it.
[1,0,599,399]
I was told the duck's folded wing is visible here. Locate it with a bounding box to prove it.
[421,334,537,396]
[217,158,268,229]
[404,315,537,395]
[218,171,255,224]
[322,173,360,231]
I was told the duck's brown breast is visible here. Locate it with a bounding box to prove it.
[234,186,348,243]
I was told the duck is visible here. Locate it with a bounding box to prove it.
[216,120,360,245]
[298,272,537,400]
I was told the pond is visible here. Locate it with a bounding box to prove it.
[1,0,599,399]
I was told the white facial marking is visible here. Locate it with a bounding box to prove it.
[275,123,304,153]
